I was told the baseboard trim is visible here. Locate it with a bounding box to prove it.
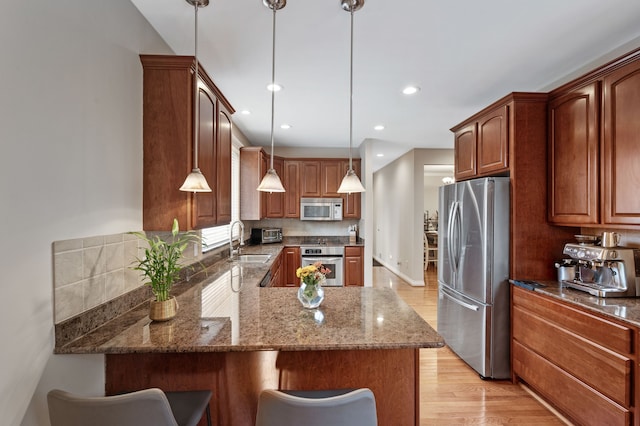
[372,256,425,286]
[518,382,574,425]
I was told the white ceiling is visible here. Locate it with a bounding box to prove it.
[130,0,640,171]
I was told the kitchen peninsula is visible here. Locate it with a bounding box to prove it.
[54,244,443,426]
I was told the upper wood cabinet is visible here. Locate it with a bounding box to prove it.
[453,123,477,180]
[140,55,234,231]
[283,161,300,218]
[242,155,361,219]
[300,161,322,197]
[548,51,640,227]
[602,60,640,225]
[548,82,600,225]
[453,102,510,181]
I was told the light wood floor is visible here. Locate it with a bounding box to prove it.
[372,266,568,425]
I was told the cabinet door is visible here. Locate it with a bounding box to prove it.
[321,160,343,197]
[454,123,477,180]
[477,105,509,175]
[284,161,300,218]
[341,160,362,219]
[548,83,600,225]
[603,60,640,225]
[344,246,364,286]
[300,161,321,197]
[282,247,301,287]
[265,158,285,218]
[192,82,218,229]
[215,104,232,225]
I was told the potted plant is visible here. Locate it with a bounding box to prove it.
[295,262,331,309]
[130,218,200,321]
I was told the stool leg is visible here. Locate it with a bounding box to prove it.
[205,404,211,426]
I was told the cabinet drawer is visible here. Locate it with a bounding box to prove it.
[513,341,630,426]
[512,286,633,354]
[344,246,363,256]
[513,305,632,407]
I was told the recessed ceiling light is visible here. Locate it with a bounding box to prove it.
[240,110,251,115]
[280,124,291,129]
[376,153,384,157]
[374,125,385,131]
[267,83,283,92]
[402,86,420,95]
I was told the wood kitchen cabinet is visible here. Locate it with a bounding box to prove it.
[240,147,286,220]
[281,246,301,287]
[547,49,640,227]
[268,251,283,287]
[243,156,361,220]
[283,161,300,218]
[602,59,640,225]
[452,92,574,280]
[140,55,234,231]
[344,246,364,286]
[453,104,508,181]
[512,286,635,425]
[547,82,600,225]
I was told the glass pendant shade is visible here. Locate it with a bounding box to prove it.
[180,168,212,192]
[257,168,285,193]
[337,169,365,194]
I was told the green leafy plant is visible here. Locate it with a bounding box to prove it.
[129,218,200,302]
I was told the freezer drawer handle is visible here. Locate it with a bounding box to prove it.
[442,290,479,312]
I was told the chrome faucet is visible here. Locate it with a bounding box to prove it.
[229,220,245,260]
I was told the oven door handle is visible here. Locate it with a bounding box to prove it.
[304,256,343,263]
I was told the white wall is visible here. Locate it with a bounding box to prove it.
[373,149,453,285]
[0,1,172,425]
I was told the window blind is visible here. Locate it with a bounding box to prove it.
[202,145,240,251]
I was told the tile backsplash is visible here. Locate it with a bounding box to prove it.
[53,233,143,324]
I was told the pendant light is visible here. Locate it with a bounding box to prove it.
[337,0,366,194]
[180,0,212,192]
[257,0,287,193]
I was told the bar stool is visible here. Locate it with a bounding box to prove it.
[255,388,377,426]
[47,388,212,426]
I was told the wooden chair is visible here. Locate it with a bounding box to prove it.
[255,388,377,426]
[424,232,438,271]
[47,388,212,426]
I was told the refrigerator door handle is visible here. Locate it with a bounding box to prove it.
[450,201,462,273]
[447,201,456,273]
[442,288,479,312]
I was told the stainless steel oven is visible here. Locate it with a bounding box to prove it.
[300,246,344,287]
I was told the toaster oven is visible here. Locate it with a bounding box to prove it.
[250,228,283,244]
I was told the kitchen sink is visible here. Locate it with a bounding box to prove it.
[235,254,272,263]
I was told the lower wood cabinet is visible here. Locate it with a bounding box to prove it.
[344,246,364,287]
[280,246,301,287]
[511,286,635,425]
[268,251,283,287]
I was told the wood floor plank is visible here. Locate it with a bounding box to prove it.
[372,267,570,425]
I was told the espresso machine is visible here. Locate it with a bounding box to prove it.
[560,242,640,297]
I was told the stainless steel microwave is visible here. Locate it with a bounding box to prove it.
[300,198,343,221]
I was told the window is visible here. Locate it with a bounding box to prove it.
[201,143,241,251]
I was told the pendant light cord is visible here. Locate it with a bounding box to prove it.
[348,7,354,172]
[269,6,277,171]
[193,1,200,170]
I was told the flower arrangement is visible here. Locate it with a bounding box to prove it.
[296,261,331,287]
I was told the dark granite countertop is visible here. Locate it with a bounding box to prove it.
[55,243,442,354]
[512,280,640,328]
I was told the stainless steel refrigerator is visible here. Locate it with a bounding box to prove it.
[437,176,510,379]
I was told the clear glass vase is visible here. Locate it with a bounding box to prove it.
[297,281,325,309]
